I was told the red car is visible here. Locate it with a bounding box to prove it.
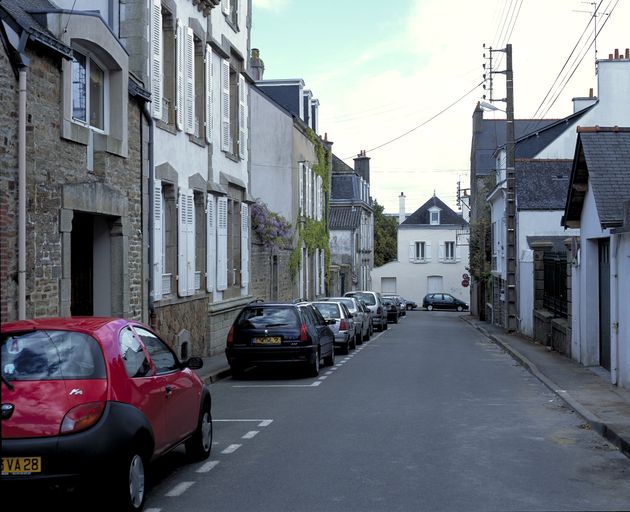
[1,317,212,511]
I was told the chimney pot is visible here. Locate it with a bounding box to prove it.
[589,88,593,98]
[615,49,620,59]
[626,48,629,59]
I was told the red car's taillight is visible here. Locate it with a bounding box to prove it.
[299,323,308,342]
[60,401,105,435]
[339,319,347,331]
[226,325,234,345]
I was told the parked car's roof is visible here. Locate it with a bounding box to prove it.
[1,316,125,333]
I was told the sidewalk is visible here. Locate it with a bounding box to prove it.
[193,318,630,458]
[462,315,630,457]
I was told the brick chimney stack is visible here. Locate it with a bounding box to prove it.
[250,48,265,81]
[353,150,370,184]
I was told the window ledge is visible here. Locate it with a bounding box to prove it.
[156,120,178,135]
[188,134,207,148]
[224,151,240,163]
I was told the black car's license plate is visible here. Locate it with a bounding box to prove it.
[2,457,42,475]
[255,336,281,345]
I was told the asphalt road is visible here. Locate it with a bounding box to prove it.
[140,310,630,512]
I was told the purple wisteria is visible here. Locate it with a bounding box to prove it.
[251,201,293,250]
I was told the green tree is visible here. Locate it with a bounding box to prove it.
[373,199,398,267]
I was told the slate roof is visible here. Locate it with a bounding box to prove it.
[515,159,573,210]
[329,207,361,230]
[564,128,630,228]
[332,154,354,174]
[0,0,72,60]
[471,103,592,177]
[401,195,468,227]
[331,174,359,201]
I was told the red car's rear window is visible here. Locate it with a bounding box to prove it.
[1,330,106,381]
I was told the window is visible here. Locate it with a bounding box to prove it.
[159,5,176,125]
[72,50,106,131]
[416,242,425,260]
[220,185,249,295]
[119,328,151,378]
[221,57,247,158]
[133,327,178,374]
[153,181,177,299]
[222,0,238,29]
[445,241,455,261]
[429,207,441,225]
[194,192,206,291]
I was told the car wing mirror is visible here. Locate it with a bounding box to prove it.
[184,356,204,370]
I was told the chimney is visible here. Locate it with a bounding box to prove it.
[353,150,370,184]
[398,192,406,225]
[250,48,265,81]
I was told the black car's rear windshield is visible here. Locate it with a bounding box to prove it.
[348,292,376,305]
[1,330,106,381]
[236,307,300,328]
[313,303,341,319]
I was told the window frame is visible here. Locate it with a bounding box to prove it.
[71,46,109,133]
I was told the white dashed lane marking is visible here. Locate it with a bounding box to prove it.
[196,460,219,473]
[165,481,195,497]
[222,444,242,454]
[242,431,259,439]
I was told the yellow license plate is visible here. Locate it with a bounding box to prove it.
[2,457,42,475]
[255,336,281,345]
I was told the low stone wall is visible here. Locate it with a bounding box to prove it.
[551,317,570,356]
[207,296,251,356]
[533,309,554,346]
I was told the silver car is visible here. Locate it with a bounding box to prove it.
[311,301,356,354]
[344,291,388,332]
[321,296,371,343]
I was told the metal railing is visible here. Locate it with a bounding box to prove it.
[542,252,567,317]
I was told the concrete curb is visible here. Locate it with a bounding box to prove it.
[202,367,232,385]
[462,316,630,457]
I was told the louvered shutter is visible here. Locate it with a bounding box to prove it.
[222,0,230,15]
[238,74,247,160]
[455,244,461,262]
[317,175,323,221]
[314,249,319,296]
[205,45,213,144]
[186,192,195,294]
[319,249,325,295]
[176,19,184,130]
[221,59,230,152]
[217,196,228,291]
[151,0,163,119]
[409,241,415,262]
[240,203,249,288]
[206,195,216,292]
[299,163,304,216]
[153,180,163,299]
[185,27,195,134]
[177,189,188,297]
[439,242,445,262]
[425,242,432,261]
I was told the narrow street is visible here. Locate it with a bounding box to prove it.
[143,311,630,512]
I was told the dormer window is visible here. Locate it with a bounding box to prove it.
[429,207,441,225]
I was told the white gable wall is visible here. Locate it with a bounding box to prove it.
[371,225,469,305]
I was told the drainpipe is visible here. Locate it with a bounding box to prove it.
[610,234,619,385]
[17,32,30,320]
[142,103,155,322]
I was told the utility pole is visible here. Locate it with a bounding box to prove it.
[505,44,517,332]
[483,43,517,332]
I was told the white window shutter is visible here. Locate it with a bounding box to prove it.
[409,241,415,262]
[176,19,184,130]
[426,242,432,261]
[439,242,445,262]
[238,74,247,160]
[317,175,323,221]
[222,0,230,15]
[221,59,230,152]
[151,0,163,120]
[314,248,319,296]
[217,196,228,291]
[177,189,187,296]
[240,203,249,288]
[456,244,461,262]
[186,192,195,295]
[299,163,304,216]
[205,45,213,144]
[319,250,325,295]
[153,180,163,299]
[184,27,195,135]
[206,195,216,292]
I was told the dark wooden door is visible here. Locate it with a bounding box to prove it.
[598,239,611,371]
[71,212,93,316]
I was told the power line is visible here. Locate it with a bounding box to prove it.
[341,80,484,160]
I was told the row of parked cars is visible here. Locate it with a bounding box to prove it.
[225,290,416,379]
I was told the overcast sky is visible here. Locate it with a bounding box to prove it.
[251,0,629,214]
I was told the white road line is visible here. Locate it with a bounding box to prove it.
[165,481,195,497]
[259,419,273,427]
[145,508,161,512]
[325,371,334,375]
[242,431,259,439]
[222,444,242,454]
[196,460,219,473]
[233,383,320,388]
[318,376,327,380]
[311,381,322,386]
[214,419,273,423]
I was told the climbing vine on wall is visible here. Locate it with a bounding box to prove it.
[289,130,331,282]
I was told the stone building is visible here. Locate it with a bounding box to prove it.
[1,0,149,323]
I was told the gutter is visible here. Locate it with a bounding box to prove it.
[17,31,29,320]
[141,103,155,319]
